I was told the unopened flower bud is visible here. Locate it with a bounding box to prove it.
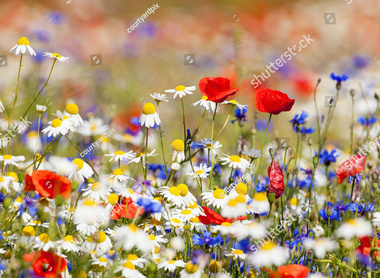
[350,89,355,97]
[287,158,296,174]
[373,183,379,190]
[55,195,64,207]
[313,156,319,167]
[3,197,12,209]
[308,137,313,146]
[268,148,274,158]
[171,163,180,171]
[326,209,332,217]
[268,192,276,204]
[209,261,222,273]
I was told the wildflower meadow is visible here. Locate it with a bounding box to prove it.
[1,0,380,277]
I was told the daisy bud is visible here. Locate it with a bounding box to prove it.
[326,208,332,217]
[287,158,296,174]
[36,105,47,113]
[268,148,274,158]
[22,226,35,237]
[3,197,12,208]
[312,156,319,167]
[171,163,180,171]
[308,137,313,146]
[267,192,276,204]
[209,261,221,273]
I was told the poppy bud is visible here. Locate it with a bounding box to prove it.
[326,209,332,217]
[55,195,64,207]
[308,137,313,146]
[268,148,274,158]
[268,192,276,204]
[317,78,322,83]
[287,158,296,174]
[268,159,284,199]
[313,156,319,167]
[350,89,355,97]
[3,197,12,209]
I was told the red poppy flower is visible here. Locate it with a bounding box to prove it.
[23,251,67,278]
[198,77,239,103]
[264,264,310,278]
[256,88,295,115]
[198,206,246,225]
[25,170,71,199]
[110,197,144,220]
[268,159,284,199]
[336,155,366,184]
[357,236,380,257]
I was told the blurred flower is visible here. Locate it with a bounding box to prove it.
[192,231,223,247]
[303,238,338,258]
[231,106,247,125]
[23,251,67,277]
[165,85,195,99]
[198,77,239,103]
[289,110,315,134]
[150,93,168,103]
[264,264,310,278]
[336,155,366,184]
[357,114,377,126]
[330,72,349,83]
[248,242,289,267]
[9,37,36,56]
[43,52,69,62]
[335,218,371,239]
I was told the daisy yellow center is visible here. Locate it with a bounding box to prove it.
[235,195,246,203]
[136,152,144,157]
[114,150,125,155]
[189,201,198,209]
[195,170,204,175]
[185,262,199,274]
[22,226,35,237]
[127,254,138,261]
[124,134,132,142]
[235,183,247,195]
[17,37,30,45]
[175,85,186,91]
[347,219,358,226]
[169,186,180,196]
[3,154,12,160]
[0,177,4,182]
[181,209,192,215]
[15,196,22,202]
[229,155,241,162]
[262,242,275,250]
[91,182,102,191]
[51,118,62,128]
[172,218,181,224]
[171,139,184,152]
[206,143,214,148]
[73,158,84,170]
[233,249,244,255]
[52,53,62,58]
[95,231,107,243]
[142,103,156,115]
[221,222,231,226]
[253,192,267,201]
[168,260,175,264]
[229,100,239,105]
[113,168,124,176]
[28,131,38,138]
[83,199,97,206]
[68,207,75,212]
[128,189,134,194]
[107,194,119,205]
[64,235,75,243]
[213,188,225,199]
[227,199,238,207]
[39,233,50,243]
[8,172,17,181]
[290,198,298,206]
[123,261,135,270]
[129,224,138,232]
[177,183,189,196]
[201,96,208,100]
[190,217,200,223]
[65,103,79,115]
[149,234,156,241]
[99,258,108,263]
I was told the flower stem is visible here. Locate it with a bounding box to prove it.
[144,127,149,179]
[209,103,218,189]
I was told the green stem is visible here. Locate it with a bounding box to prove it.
[144,127,149,179]
[209,103,218,189]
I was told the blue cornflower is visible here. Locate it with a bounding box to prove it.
[318,149,339,166]
[353,55,368,69]
[136,197,162,214]
[357,114,377,126]
[256,177,268,192]
[348,173,362,184]
[192,231,223,247]
[320,202,348,222]
[231,106,247,125]
[348,202,374,215]
[330,72,349,89]
[290,111,314,134]
[132,180,157,196]
[213,164,222,175]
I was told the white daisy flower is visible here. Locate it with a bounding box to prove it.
[158,259,186,272]
[248,192,270,215]
[78,117,109,136]
[139,102,161,128]
[73,200,109,235]
[117,261,146,278]
[114,224,153,254]
[304,238,338,259]
[165,85,196,99]
[148,234,168,247]
[150,93,169,103]
[0,176,14,192]
[105,150,135,163]
[335,218,372,239]
[43,52,69,62]
[187,163,211,179]
[56,235,81,253]
[372,211,380,228]
[220,196,247,219]
[64,103,83,127]
[228,182,248,199]
[33,233,55,251]
[170,139,185,163]
[124,254,149,268]
[9,37,36,56]
[248,241,289,267]
[161,186,186,207]
[70,158,94,182]
[42,118,72,137]
[0,154,25,166]
[176,183,197,207]
[36,105,47,113]
[221,99,247,111]
[233,220,267,240]
[111,183,138,201]
[312,225,325,237]
[226,249,247,260]
[83,231,112,255]
[201,188,228,209]
[180,261,202,278]
[242,146,261,159]
[128,149,157,164]
[82,179,111,202]
[192,96,219,113]
[220,154,250,171]
[109,168,134,183]
[196,138,222,151]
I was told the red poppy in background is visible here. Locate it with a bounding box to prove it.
[358,236,380,257]
[256,88,295,115]
[23,251,67,278]
[110,197,144,220]
[198,206,246,225]
[25,170,71,199]
[268,159,284,199]
[336,155,366,184]
[264,264,310,278]
[198,77,239,103]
